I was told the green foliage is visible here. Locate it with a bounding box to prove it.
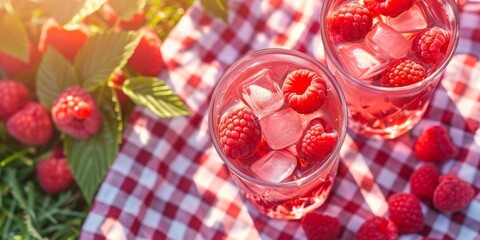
[200,0,228,22]
[110,0,147,20]
[0,11,29,62]
[123,76,190,118]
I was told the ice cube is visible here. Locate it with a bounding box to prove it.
[251,150,297,183]
[337,42,390,80]
[259,108,303,150]
[240,69,284,118]
[384,3,428,33]
[272,64,290,80]
[365,22,409,59]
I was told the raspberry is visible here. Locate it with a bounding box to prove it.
[110,69,128,105]
[38,18,90,62]
[99,3,119,27]
[364,0,415,17]
[380,58,426,87]
[127,29,164,76]
[219,107,261,159]
[119,11,147,30]
[0,43,39,76]
[37,149,74,195]
[356,216,398,240]
[414,125,457,162]
[410,165,440,203]
[51,86,102,139]
[433,174,475,212]
[301,212,341,240]
[6,102,53,145]
[327,2,373,42]
[282,69,327,114]
[0,79,30,120]
[387,193,424,234]
[297,118,338,164]
[412,27,450,64]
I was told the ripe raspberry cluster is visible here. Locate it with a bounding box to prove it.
[327,0,451,87]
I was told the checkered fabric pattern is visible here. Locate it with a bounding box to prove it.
[81,0,480,239]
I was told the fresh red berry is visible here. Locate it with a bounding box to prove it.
[38,18,90,61]
[0,43,39,76]
[282,69,327,114]
[219,107,261,159]
[414,125,457,162]
[327,2,373,42]
[356,216,398,240]
[433,174,475,212]
[388,193,424,234]
[51,86,102,139]
[119,11,147,30]
[380,58,426,87]
[364,0,414,17]
[37,150,74,195]
[110,69,129,105]
[127,29,164,76]
[297,118,338,164]
[410,165,440,203]
[99,3,119,27]
[6,102,53,145]
[412,27,450,64]
[0,80,30,120]
[301,212,341,240]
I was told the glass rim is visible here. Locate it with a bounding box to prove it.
[208,48,348,188]
[319,0,460,93]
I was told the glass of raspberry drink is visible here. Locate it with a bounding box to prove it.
[320,0,459,139]
[208,49,347,219]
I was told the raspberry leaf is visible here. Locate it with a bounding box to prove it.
[201,0,228,22]
[44,0,86,25]
[69,0,108,25]
[74,31,140,91]
[36,48,79,109]
[110,0,147,20]
[122,76,191,118]
[0,11,29,62]
[63,85,121,203]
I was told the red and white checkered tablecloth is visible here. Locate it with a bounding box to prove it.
[80,0,480,239]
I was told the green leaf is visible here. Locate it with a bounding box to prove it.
[44,0,86,25]
[0,12,29,62]
[200,0,228,22]
[122,77,190,118]
[36,48,79,109]
[64,85,121,203]
[69,0,108,24]
[109,0,146,20]
[24,215,45,240]
[74,31,140,91]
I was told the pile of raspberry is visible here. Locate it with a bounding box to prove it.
[327,0,450,87]
[300,125,475,239]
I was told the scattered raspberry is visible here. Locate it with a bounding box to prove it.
[410,165,440,203]
[433,174,475,212]
[327,2,373,42]
[282,69,327,114]
[0,43,39,76]
[414,125,457,162]
[412,27,450,64]
[127,29,164,76]
[6,102,53,145]
[219,107,261,159]
[388,193,424,234]
[99,3,119,27]
[119,11,147,30]
[38,18,90,61]
[356,216,398,240]
[301,212,341,240]
[0,80,30,120]
[297,118,338,164]
[51,86,102,139]
[380,58,426,87]
[364,0,414,17]
[37,149,74,195]
[110,69,129,105]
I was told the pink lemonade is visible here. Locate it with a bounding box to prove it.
[209,49,347,219]
[321,0,459,139]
